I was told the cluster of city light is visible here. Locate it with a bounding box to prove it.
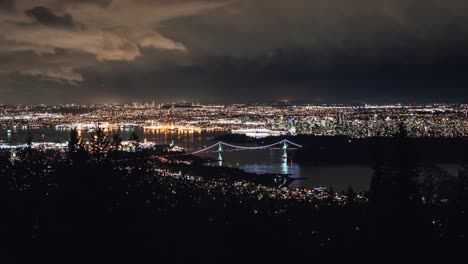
[1,103,467,138]
[151,167,367,207]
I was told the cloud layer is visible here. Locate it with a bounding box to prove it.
[1,0,468,104]
[0,0,224,82]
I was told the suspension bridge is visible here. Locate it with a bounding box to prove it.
[191,139,303,164]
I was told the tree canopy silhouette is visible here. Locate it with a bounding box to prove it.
[89,127,110,159]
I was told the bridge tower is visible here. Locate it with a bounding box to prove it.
[217,142,223,166]
[282,140,288,162]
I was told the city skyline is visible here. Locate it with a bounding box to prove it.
[1,0,468,104]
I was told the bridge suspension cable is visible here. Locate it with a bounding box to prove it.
[191,139,302,155]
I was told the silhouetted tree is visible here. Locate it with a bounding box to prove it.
[112,133,123,151]
[25,132,33,148]
[129,132,140,151]
[370,123,420,208]
[345,186,357,204]
[89,127,110,159]
[23,132,35,163]
[326,185,335,205]
[68,128,80,153]
[129,132,139,142]
[397,122,408,139]
[67,128,89,166]
[109,132,124,160]
[369,123,425,246]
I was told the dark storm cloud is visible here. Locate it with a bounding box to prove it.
[0,0,14,11]
[163,0,468,60]
[1,0,468,104]
[68,0,112,7]
[82,49,467,104]
[25,6,79,29]
[150,0,468,103]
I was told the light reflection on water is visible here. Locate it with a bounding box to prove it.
[199,149,373,192]
[5,128,460,192]
[0,128,376,191]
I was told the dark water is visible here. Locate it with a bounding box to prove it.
[199,150,373,192]
[0,127,218,152]
[1,128,460,191]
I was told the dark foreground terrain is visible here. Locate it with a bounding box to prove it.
[1,133,468,262]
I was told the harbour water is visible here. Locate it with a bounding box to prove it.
[1,128,461,192]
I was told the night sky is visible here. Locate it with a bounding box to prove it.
[1,0,468,104]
